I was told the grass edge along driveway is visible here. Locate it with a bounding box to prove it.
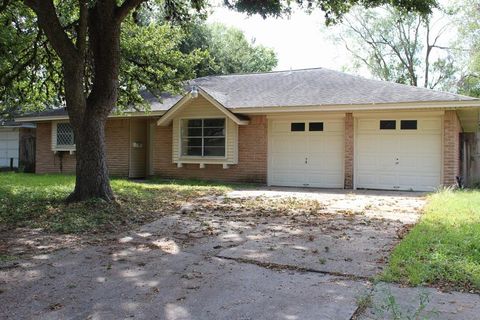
[382,189,480,292]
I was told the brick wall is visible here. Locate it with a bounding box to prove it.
[443,110,462,186]
[344,113,354,189]
[153,115,268,183]
[105,119,130,176]
[36,122,76,173]
[36,119,130,175]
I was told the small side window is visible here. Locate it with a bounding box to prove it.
[380,120,396,130]
[56,123,75,146]
[401,120,417,130]
[291,123,305,132]
[309,122,324,131]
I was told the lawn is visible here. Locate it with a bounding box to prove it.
[382,189,480,292]
[0,172,233,234]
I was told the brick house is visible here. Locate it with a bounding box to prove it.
[17,68,480,191]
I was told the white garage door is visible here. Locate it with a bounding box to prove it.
[269,119,344,188]
[356,117,442,191]
[0,128,19,168]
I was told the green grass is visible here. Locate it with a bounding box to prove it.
[0,172,234,234]
[382,189,480,292]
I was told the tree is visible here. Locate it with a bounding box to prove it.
[1,0,206,202]
[332,6,457,90]
[454,0,480,97]
[1,0,436,202]
[180,22,277,76]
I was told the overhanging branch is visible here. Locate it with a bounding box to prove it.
[116,0,146,22]
[23,0,79,63]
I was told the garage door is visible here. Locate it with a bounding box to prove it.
[0,128,19,168]
[356,117,442,191]
[269,119,344,188]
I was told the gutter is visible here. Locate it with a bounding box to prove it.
[15,110,166,123]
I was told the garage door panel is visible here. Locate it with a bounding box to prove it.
[357,174,396,189]
[398,155,441,173]
[270,173,306,187]
[308,153,343,169]
[358,155,396,172]
[356,116,441,191]
[324,121,344,132]
[420,119,442,131]
[271,121,290,133]
[270,154,304,169]
[398,174,440,191]
[357,119,378,131]
[0,130,19,168]
[269,119,344,188]
[308,173,343,188]
[6,148,18,158]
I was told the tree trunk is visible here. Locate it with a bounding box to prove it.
[66,115,114,202]
[65,2,121,202]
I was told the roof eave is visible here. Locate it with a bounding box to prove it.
[15,110,166,123]
[227,100,480,114]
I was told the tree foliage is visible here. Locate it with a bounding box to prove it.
[224,0,436,22]
[180,22,278,76]
[455,0,480,97]
[332,6,457,90]
[0,1,63,117]
[0,1,207,118]
[0,4,278,118]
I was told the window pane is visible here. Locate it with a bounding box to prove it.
[186,138,202,147]
[380,120,396,130]
[57,123,74,145]
[204,118,225,127]
[186,147,202,156]
[203,127,225,137]
[188,119,202,127]
[181,118,226,157]
[291,123,305,131]
[401,120,417,130]
[309,122,324,131]
[204,137,225,147]
[204,147,225,156]
[187,128,202,136]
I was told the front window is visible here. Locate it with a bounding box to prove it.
[56,123,75,146]
[181,118,225,157]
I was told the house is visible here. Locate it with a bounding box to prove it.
[0,120,36,172]
[16,68,480,191]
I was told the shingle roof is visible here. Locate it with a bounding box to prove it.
[192,68,477,108]
[18,67,478,119]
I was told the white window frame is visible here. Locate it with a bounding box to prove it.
[179,117,227,159]
[52,121,76,151]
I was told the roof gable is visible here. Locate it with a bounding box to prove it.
[156,87,249,126]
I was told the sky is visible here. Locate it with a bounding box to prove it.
[207,5,351,72]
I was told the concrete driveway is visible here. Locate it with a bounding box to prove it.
[1,188,479,319]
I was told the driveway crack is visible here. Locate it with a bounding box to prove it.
[215,254,372,281]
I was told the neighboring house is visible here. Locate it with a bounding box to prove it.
[16,68,480,191]
[0,120,36,172]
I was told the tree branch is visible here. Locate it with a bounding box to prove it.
[23,0,79,63]
[115,0,146,22]
[76,0,87,58]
